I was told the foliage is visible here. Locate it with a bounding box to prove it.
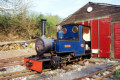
[45,15,61,37]
[0,15,11,34]
[0,0,61,41]
[0,12,61,40]
[114,70,120,77]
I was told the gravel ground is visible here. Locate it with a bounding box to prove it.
[3,59,117,80]
[32,61,118,80]
[0,55,119,80]
[0,65,26,74]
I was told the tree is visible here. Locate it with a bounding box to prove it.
[0,0,62,41]
[45,15,61,37]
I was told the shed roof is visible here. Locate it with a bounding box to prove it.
[59,2,120,26]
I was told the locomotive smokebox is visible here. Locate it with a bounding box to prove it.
[35,19,54,57]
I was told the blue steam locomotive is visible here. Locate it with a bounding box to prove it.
[24,19,91,72]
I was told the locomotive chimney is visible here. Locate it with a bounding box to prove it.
[41,19,46,36]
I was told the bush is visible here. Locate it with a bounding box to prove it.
[0,12,61,41]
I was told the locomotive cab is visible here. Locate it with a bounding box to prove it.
[56,24,91,56]
[82,26,91,55]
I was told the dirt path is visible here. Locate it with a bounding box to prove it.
[0,48,36,59]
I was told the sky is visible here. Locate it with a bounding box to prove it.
[29,0,120,18]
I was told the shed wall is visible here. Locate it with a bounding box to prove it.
[60,2,120,58]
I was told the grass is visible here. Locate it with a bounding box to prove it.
[114,70,120,77]
[110,70,120,78]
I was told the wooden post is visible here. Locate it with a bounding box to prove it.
[110,22,115,58]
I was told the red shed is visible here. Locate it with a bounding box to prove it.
[59,2,120,58]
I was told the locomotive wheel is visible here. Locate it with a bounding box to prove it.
[50,56,58,69]
[50,59,57,69]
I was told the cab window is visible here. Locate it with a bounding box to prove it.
[72,26,78,33]
[62,28,67,34]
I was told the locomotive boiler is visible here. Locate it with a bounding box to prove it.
[24,19,91,72]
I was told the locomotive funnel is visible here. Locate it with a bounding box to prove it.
[35,19,54,57]
[41,19,46,36]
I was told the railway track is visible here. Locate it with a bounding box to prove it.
[74,63,120,80]
[0,59,119,80]
[0,55,30,70]
[0,68,51,80]
[0,70,35,80]
[0,59,89,80]
[0,39,36,46]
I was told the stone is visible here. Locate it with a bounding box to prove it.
[92,75,98,79]
[77,68,81,71]
[84,61,89,66]
[85,78,90,80]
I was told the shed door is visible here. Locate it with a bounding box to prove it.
[92,20,98,50]
[114,23,120,58]
[99,18,111,58]
[91,20,99,57]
